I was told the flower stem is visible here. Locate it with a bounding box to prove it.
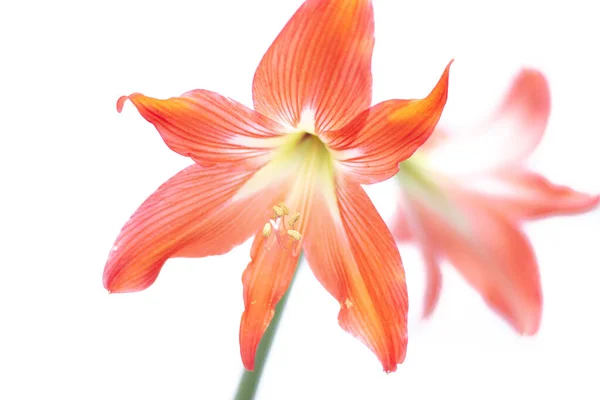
[233,254,303,400]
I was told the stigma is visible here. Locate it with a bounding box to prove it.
[262,202,302,255]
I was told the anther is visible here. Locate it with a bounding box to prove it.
[272,205,284,218]
[262,222,272,237]
[287,230,302,241]
[277,202,289,215]
[288,212,300,226]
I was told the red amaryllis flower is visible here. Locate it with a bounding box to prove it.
[104,0,452,372]
[392,68,599,334]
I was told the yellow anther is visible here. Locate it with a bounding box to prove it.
[262,222,272,237]
[277,202,290,215]
[287,229,302,241]
[272,205,284,218]
[288,212,300,226]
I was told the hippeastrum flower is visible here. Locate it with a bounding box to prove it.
[392,68,599,334]
[104,0,452,372]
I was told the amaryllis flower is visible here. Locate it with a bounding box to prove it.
[392,68,599,334]
[104,0,452,372]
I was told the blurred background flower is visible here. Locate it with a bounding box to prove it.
[392,68,598,334]
[1,0,599,399]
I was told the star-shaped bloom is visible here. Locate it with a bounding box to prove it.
[105,0,451,372]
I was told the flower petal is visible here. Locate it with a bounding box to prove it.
[240,134,333,370]
[427,68,551,174]
[486,170,600,220]
[239,233,301,370]
[118,90,287,167]
[421,248,442,319]
[331,61,452,184]
[303,176,408,372]
[390,207,412,242]
[412,188,542,334]
[252,0,374,133]
[103,164,287,293]
[391,193,441,318]
[239,134,327,369]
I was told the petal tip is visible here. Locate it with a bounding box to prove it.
[510,298,542,336]
[102,270,152,294]
[380,341,407,373]
[243,361,255,372]
[103,273,121,293]
[383,363,399,374]
[240,346,256,372]
[239,312,260,372]
[579,193,600,213]
[518,68,549,97]
[102,258,155,294]
[116,95,129,113]
[440,59,454,78]
[517,67,548,85]
[518,317,541,336]
[508,67,551,114]
[428,59,453,100]
[421,308,434,320]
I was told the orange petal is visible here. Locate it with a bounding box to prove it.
[252,0,374,133]
[303,176,408,372]
[238,147,321,369]
[413,188,542,334]
[331,61,452,184]
[488,169,600,220]
[103,164,286,293]
[239,232,301,370]
[117,90,287,167]
[427,68,551,174]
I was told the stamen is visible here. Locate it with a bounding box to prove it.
[261,203,303,253]
[288,212,300,226]
[277,202,289,215]
[287,230,302,241]
[272,205,284,218]
[262,222,272,237]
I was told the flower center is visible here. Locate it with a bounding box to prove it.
[398,158,469,233]
[397,158,437,193]
[296,110,317,135]
[398,157,452,210]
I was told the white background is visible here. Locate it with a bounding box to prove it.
[1,0,599,399]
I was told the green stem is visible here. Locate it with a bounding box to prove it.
[233,254,303,400]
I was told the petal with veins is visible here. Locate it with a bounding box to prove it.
[117,90,287,167]
[331,61,452,184]
[103,163,288,293]
[239,135,326,370]
[253,0,374,133]
[239,232,301,370]
[303,176,408,372]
